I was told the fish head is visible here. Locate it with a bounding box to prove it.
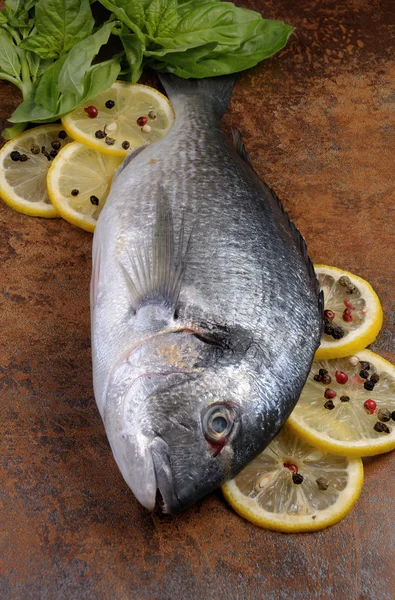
[103,330,300,513]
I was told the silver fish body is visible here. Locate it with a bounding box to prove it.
[91,75,323,513]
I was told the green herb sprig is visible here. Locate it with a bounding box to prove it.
[0,0,294,139]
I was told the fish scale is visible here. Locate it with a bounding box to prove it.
[91,74,323,513]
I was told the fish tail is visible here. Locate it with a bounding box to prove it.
[158,73,237,118]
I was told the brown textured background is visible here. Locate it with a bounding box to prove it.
[1,1,394,599]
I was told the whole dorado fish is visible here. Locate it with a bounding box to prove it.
[91,75,323,513]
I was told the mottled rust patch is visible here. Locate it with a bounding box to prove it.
[0,0,394,599]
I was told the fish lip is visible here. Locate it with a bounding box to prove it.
[149,436,181,514]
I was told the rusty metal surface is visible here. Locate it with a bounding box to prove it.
[0,1,394,598]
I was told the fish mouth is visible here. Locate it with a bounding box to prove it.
[150,436,181,514]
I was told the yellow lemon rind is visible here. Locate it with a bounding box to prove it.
[314,264,383,360]
[61,82,174,157]
[0,125,62,218]
[222,458,363,533]
[288,349,395,457]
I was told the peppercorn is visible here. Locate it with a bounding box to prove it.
[319,368,328,377]
[95,130,106,139]
[30,144,40,155]
[84,105,98,118]
[136,116,147,126]
[392,411,395,422]
[105,137,115,145]
[339,275,351,287]
[360,361,370,370]
[340,395,350,402]
[148,110,157,120]
[321,374,332,385]
[364,381,375,391]
[343,311,353,322]
[377,408,391,422]
[335,370,348,384]
[49,150,58,158]
[105,99,115,109]
[316,476,330,491]
[324,388,336,400]
[349,356,359,367]
[314,374,321,382]
[71,189,79,196]
[90,195,99,206]
[10,150,21,161]
[370,373,380,384]
[142,124,151,133]
[324,324,334,336]
[58,130,67,139]
[51,140,61,151]
[364,399,376,414]
[359,369,369,379]
[324,399,335,410]
[374,422,390,434]
[19,154,28,162]
[283,463,298,473]
[332,327,344,339]
[324,309,335,320]
[121,140,130,150]
[292,473,304,484]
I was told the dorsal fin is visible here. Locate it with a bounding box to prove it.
[232,128,322,316]
[119,186,190,313]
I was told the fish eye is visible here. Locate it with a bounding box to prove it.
[203,405,234,443]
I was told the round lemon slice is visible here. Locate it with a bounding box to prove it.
[0,125,72,218]
[47,142,123,232]
[222,425,363,532]
[61,82,175,157]
[315,265,383,360]
[288,349,395,457]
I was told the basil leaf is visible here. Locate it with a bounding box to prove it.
[20,33,60,59]
[0,12,8,25]
[98,0,147,41]
[151,18,294,78]
[0,29,20,78]
[145,0,179,38]
[25,50,53,83]
[58,21,115,95]
[35,0,94,54]
[34,55,67,112]
[121,33,144,84]
[9,89,57,123]
[57,57,121,115]
[154,2,263,49]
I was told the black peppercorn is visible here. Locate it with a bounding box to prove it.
[58,130,67,139]
[359,369,369,379]
[324,399,335,410]
[364,381,375,391]
[105,99,115,109]
[10,150,21,161]
[340,395,350,402]
[332,327,345,339]
[292,473,304,484]
[374,422,390,434]
[370,373,380,384]
[71,189,79,196]
[95,130,106,139]
[90,195,99,206]
[121,140,130,149]
[51,140,61,151]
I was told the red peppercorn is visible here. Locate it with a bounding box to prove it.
[344,300,355,310]
[364,399,377,414]
[324,309,335,320]
[343,308,353,322]
[335,370,348,384]
[136,116,148,126]
[84,105,98,118]
[283,462,298,473]
[324,388,336,399]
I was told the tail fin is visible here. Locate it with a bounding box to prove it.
[158,74,237,118]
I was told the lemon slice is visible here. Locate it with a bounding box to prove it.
[222,425,363,532]
[0,125,72,218]
[315,265,383,360]
[47,142,123,232]
[61,82,175,157]
[288,349,395,457]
